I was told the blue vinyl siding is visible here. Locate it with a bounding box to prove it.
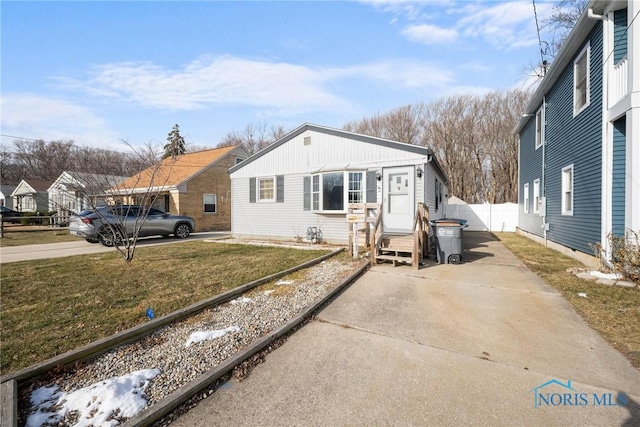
[519,23,603,254]
[612,116,626,236]
[614,8,628,64]
[518,117,543,236]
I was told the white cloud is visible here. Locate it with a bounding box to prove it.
[401,24,458,44]
[61,56,348,112]
[457,1,548,49]
[0,93,122,150]
[60,56,453,112]
[380,0,553,51]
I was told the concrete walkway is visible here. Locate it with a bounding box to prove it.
[172,232,640,426]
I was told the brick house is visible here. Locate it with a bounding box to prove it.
[115,145,248,232]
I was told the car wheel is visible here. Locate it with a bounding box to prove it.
[174,223,191,239]
[86,238,99,244]
[98,227,124,247]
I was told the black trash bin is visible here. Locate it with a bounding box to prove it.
[431,219,467,264]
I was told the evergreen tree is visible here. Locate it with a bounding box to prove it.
[164,124,186,159]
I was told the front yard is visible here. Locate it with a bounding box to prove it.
[0,241,333,375]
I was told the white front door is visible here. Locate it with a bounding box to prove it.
[383,166,414,233]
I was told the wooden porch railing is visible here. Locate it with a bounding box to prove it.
[348,202,429,269]
[412,203,430,269]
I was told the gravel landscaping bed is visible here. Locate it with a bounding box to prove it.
[20,257,366,426]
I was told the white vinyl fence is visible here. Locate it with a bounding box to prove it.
[445,202,518,232]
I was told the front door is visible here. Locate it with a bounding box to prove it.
[382,166,414,233]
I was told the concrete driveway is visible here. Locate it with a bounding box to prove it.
[172,232,640,426]
[0,231,230,263]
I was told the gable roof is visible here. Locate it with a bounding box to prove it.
[48,171,127,192]
[118,145,242,191]
[11,179,54,195]
[515,0,611,133]
[229,123,448,180]
[0,185,17,197]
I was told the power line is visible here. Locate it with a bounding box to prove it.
[0,133,45,142]
[532,0,548,76]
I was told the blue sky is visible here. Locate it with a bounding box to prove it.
[1,0,555,152]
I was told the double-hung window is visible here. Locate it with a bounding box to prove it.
[535,107,544,149]
[204,194,217,213]
[533,179,540,214]
[258,177,275,202]
[561,165,574,215]
[574,44,590,115]
[348,172,364,204]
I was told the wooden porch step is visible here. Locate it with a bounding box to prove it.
[375,254,414,266]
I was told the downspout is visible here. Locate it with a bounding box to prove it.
[542,95,547,246]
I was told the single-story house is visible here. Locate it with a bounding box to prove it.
[114,145,248,232]
[0,185,17,209]
[48,171,127,214]
[229,123,448,245]
[515,0,639,263]
[10,179,53,213]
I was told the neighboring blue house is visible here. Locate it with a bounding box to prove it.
[516,0,639,263]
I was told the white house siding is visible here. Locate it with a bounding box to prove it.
[424,162,447,221]
[232,174,358,243]
[231,129,431,179]
[230,125,448,244]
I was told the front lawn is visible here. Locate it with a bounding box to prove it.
[0,229,78,246]
[0,241,331,375]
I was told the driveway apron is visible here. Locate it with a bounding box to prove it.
[172,232,640,426]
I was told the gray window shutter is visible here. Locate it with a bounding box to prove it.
[276,175,284,203]
[303,176,311,210]
[249,177,256,203]
[366,170,377,203]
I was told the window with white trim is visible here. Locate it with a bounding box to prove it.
[310,171,365,212]
[258,177,275,202]
[535,107,544,149]
[561,165,574,215]
[533,179,540,214]
[574,44,590,115]
[348,172,364,204]
[203,194,217,213]
[523,183,529,213]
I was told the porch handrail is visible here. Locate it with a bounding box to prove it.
[412,203,430,268]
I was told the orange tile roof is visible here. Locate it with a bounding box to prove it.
[118,145,239,190]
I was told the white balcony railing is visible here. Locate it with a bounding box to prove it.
[609,55,628,106]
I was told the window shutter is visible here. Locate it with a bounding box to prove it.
[276,175,284,203]
[366,171,377,203]
[249,177,256,203]
[303,176,311,210]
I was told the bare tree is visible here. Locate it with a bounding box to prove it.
[421,90,530,203]
[0,139,153,185]
[79,140,173,263]
[543,0,588,57]
[217,122,287,154]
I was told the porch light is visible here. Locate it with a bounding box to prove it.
[376,171,381,181]
[416,167,423,179]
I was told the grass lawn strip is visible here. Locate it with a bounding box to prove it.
[0,229,78,246]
